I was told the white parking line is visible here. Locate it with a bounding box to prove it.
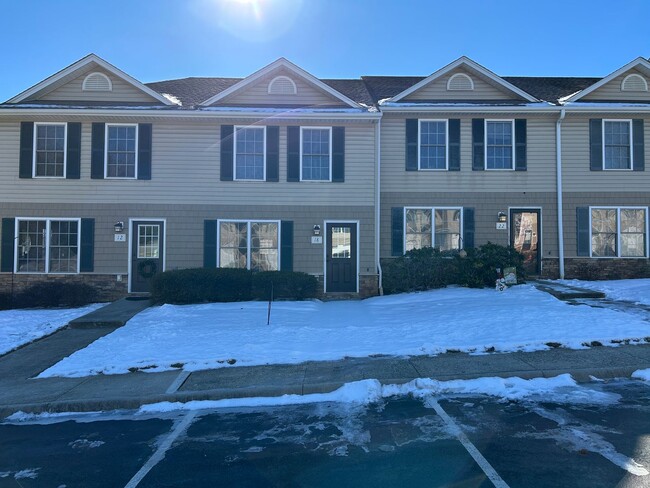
[124,411,198,488]
[428,399,510,488]
[166,370,191,394]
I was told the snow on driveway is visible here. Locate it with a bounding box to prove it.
[0,304,105,356]
[562,279,650,306]
[39,284,650,378]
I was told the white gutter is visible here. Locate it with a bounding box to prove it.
[556,108,566,279]
[375,118,383,295]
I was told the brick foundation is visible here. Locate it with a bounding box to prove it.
[564,258,650,281]
[0,273,128,302]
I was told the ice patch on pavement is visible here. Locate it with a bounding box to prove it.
[632,368,650,382]
[0,468,41,480]
[68,439,105,449]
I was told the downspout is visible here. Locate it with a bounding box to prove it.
[556,108,566,279]
[375,118,384,295]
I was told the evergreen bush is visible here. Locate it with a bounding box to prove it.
[251,271,319,300]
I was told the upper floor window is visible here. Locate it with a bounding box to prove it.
[34,123,66,178]
[419,120,447,170]
[591,207,647,257]
[105,124,138,178]
[485,120,514,170]
[603,120,632,170]
[301,127,331,181]
[234,126,266,181]
[218,220,279,271]
[16,218,80,274]
[404,207,462,252]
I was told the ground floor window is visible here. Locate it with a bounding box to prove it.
[16,218,80,273]
[218,220,279,271]
[591,207,647,257]
[404,207,462,252]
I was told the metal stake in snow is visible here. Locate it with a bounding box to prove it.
[267,281,274,325]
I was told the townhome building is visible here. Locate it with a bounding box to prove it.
[0,55,648,300]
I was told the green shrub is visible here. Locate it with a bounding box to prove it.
[457,242,526,288]
[151,268,252,304]
[251,271,319,300]
[0,292,11,310]
[13,282,98,308]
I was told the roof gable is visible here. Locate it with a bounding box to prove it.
[389,57,538,103]
[6,54,174,106]
[564,58,650,103]
[199,58,361,108]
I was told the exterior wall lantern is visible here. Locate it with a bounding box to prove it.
[313,225,321,236]
[497,212,507,223]
[114,221,124,233]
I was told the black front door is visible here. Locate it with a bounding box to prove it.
[326,222,357,293]
[510,209,540,275]
[131,220,164,293]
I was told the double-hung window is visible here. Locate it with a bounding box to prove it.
[16,218,80,273]
[106,124,138,178]
[34,123,66,178]
[419,120,447,170]
[591,207,647,257]
[485,120,514,170]
[603,120,632,170]
[404,207,462,252]
[218,220,279,271]
[234,126,266,180]
[301,127,331,181]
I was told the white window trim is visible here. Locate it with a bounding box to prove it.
[588,206,649,258]
[447,73,475,91]
[233,126,266,181]
[82,72,113,91]
[14,217,81,274]
[403,206,464,254]
[299,127,332,182]
[216,219,281,271]
[602,119,634,171]
[484,119,515,171]
[418,119,449,171]
[267,75,297,95]
[104,123,139,179]
[32,122,67,179]
[621,73,648,92]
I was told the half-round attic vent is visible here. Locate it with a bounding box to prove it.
[447,73,474,91]
[268,76,297,95]
[82,72,113,92]
[621,73,648,92]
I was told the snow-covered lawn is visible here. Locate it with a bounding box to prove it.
[562,278,650,306]
[0,304,105,356]
[39,283,650,378]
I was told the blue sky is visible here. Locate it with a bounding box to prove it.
[2,0,649,101]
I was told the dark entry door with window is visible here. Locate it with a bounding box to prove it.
[510,209,540,275]
[326,222,357,293]
[131,220,164,293]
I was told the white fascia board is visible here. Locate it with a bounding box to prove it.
[378,104,560,113]
[390,56,539,103]
[6,54,175,106]
[199,58,361,109]
[563,57,650,103]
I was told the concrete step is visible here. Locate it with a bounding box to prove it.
[533,280,606,300]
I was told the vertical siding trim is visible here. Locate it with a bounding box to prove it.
[19,122,34,179]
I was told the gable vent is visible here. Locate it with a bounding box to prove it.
[82,72,113,92]
[268,76,297,95]
[621,73,648,92]
[447,73,474,91]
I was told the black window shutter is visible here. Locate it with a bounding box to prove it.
[138,123,152,180]
[1,218,16,272]
[19,122,34,179]
[463,208,475,249]
[91,123,105,179]
[405,119,418,171]
[448,119,461,171]
[80,218,95,272]
[203,220,218,268]
[391,207,404,256]
[472,119,485,171]
[589,119,603,171]
[633,119,645,171]
[576,207,590,257]
[266,126,279,182]
[287,126,300,182]
[66,122,81,179]
[515,119,527,171]
[332,126,345,182]
[280,221,294,271]
[220,125,234,181]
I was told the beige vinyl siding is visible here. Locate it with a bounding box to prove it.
[0,203,376,277]
[215,68,348,107]
[582,69,650,101]
[380,113,557,193]
[561,114,650,192]
[37,68,160,104]
[0,117,377,207]
[403,68,523,102]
